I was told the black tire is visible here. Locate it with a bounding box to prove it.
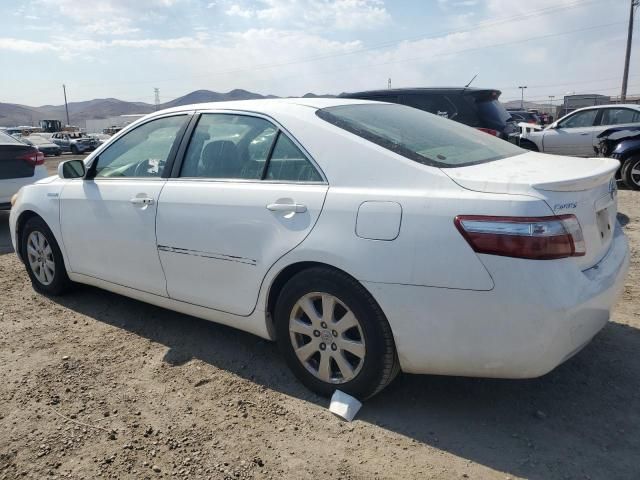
[55,151,62,157]
[519,139,539,151]
[21,216,71,295]
[275,267,399,400]
[70,145,79,155]
[621,155,640,191]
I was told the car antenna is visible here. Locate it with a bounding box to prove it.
[464,73,478,88]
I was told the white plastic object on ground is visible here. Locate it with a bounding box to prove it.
[329,390,362,422]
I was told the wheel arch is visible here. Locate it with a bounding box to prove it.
[15,209,41,262]
[265,261,384,340]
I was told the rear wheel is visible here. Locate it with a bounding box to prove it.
[621,155,640,190]
[275,267,399,399]
[21,216,71,295]
[70,145,79,155]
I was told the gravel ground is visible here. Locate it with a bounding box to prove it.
[1,157,638,480]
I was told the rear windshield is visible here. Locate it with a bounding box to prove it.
[475,99,513,124]
[316,103,523,168]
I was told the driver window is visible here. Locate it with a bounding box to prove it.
[94,115,186,178]
[558,109,598,129]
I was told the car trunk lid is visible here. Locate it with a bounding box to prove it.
[443,151,620,269]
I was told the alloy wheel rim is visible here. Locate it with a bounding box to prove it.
[631,161,640,187]
[289,292,366,384]
[26,231,55,286]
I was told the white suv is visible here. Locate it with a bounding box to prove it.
[520,104,640,157]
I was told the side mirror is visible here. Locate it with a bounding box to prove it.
[58,159,86,179]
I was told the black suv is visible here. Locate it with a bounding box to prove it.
[341,87,517,140]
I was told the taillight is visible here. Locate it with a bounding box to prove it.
[476,127,499,136]
[18,149,45,167]
[454,215,586,260]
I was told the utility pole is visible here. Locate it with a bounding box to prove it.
[154,87,160,111]
[62,84,70,127]
[518,86,527,110]
[548,95,555,113]
[621,0,639,102]
[387,78,391,89]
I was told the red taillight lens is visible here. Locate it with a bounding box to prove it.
[454,215,586,260]
[18,149,44,167]
[476,127,499,136]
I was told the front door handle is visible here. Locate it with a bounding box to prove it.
[266,202,307,213]
[130,197,155,206]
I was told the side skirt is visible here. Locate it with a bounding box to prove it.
[68,272,273,340]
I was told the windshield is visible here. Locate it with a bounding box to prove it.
[316,103,523,167]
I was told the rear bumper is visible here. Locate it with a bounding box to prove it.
[365,224,630,378]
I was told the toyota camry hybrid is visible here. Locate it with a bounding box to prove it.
[9,98,630,399]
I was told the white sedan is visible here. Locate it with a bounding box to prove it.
[9,99,630,399]
[520,104,640,156]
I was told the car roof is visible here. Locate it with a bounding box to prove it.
[144,97,382,118]
[342,87,502,97]
[570,104,640,113]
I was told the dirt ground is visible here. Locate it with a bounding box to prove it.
[1,157,638,480]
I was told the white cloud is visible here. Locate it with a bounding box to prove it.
[226,4,256,18]
[0,38,57,52]
[226,0,390,30]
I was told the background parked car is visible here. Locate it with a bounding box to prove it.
[50,132,98,154]
[0,131,47,210]
[597,126,640,190]
[89,133,112,146]
[341,87,518,140]
[508,110,541,125]
[17,134,62,156]
[519,104,640,156]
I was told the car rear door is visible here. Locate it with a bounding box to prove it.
[59,114,190,295]
[542,108,600,156]
[155,111,328,316]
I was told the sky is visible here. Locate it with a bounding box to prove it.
[0,0,638,107]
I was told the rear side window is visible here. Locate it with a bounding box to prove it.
[265,134,322,182]
[317,103,523,168]
[599,108,640,126]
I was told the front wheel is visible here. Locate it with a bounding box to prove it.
[275,267,399,399]
[621,155,640,190]
[21,216,71,295]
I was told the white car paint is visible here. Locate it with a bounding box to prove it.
[522,104,640,156]
[9,98,629,381]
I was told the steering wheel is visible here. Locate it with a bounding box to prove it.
[133,159,152,177]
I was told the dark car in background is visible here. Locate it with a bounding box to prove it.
[341,87,518,140]
[18,134,62,157]
[0,131,47,210]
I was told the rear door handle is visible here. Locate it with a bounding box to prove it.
[266,202,307,213]
[130,197,155,205]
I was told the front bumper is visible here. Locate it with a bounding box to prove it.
[365,224,630,378]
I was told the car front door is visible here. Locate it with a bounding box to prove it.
[542,108,600,156]
[155,112,328,316]
[59,114,189,295]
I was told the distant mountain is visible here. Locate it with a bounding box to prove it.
[0,89,279,127]
[502,99,551,111]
